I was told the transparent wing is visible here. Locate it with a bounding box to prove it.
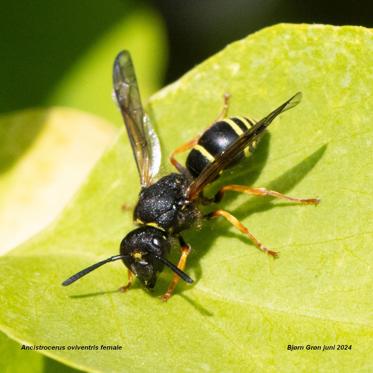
[113,50,161,186]
[187,92,302,199]
[143,113,161,180]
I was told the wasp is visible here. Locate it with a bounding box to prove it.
[62,51,319,301]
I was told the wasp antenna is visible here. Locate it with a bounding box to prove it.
[154,255,194,284]
[62,255,127,286]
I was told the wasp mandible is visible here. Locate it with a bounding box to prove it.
[62,51,319,301]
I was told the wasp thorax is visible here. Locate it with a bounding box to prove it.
[120,226,170,288]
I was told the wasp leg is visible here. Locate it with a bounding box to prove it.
[169,93,231,173]
[208,209,278,257]
[214,184,320,205]
[169,137,199,173]
[213,92,231,122]
[161,236,192,302]
[118,269,134,293]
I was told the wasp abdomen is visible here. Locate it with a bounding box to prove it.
[186,116,256,178]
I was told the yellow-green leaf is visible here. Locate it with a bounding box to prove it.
[0,109,116,253]
[0,332,43,373]
[1,24,372,372]
[0,332,82,373]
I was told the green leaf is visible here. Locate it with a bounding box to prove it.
[0,332,43,373]
[0,108,116,254]
[1,24,372,372]
[0,331,83,373]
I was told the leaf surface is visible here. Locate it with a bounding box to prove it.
[0,332,83,373]
[1,24,372,372]
[0,109,116,253]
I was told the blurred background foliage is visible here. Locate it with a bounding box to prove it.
[155,0,373,83]
[1,0,372,120]
[0,0,166,124]
[0,1,372,372]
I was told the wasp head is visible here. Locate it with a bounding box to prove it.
[120,226,171,288]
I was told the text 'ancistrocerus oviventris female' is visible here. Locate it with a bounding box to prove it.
[62,51,319,301]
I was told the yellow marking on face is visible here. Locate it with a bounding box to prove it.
[194,144,215,162]
[133,251,143,260]
[224,118,244,136]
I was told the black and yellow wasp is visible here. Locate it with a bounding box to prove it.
[62,51,319,301]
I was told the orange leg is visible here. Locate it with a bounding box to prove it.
[119,270,133,293]
[213,92,231,122]
[161,237,192,302]
[208,209,278,257]
[169,137,199,173]
[169,93,231,172]
[215,185,320,205]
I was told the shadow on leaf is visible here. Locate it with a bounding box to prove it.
[177,144,327,302]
